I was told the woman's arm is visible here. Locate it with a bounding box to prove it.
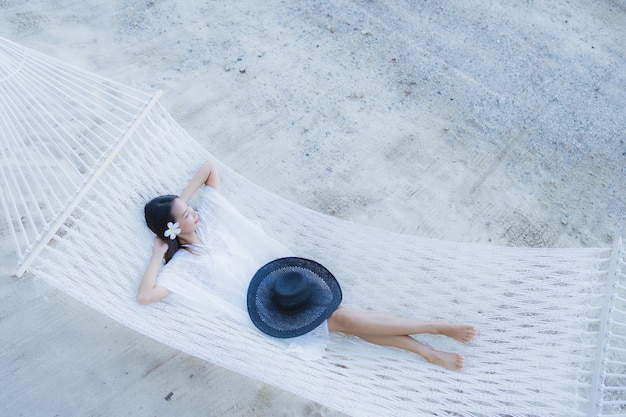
[137,237,173,304]
[180,159,220,201]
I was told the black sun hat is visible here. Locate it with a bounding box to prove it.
[247,257,343,339]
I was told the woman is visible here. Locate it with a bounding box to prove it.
[138,159,476,371]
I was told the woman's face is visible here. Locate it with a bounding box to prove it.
[170,197,200,235]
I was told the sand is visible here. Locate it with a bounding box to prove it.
[1,0,625,415]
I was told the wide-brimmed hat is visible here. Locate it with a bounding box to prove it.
[247,257,342,339]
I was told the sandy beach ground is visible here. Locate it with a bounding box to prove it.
[1,0,625,416]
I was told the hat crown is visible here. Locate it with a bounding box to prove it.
[247,257,343,339]
[271,271,313,313]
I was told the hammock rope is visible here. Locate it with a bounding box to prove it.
[1,37,625,417]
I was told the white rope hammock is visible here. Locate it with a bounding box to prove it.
[1,37,625,417]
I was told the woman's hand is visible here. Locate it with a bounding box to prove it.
[152,236,168,258]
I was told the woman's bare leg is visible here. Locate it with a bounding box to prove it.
[359,335,465,372]
[327,307,473,372]
[328,307,476,343]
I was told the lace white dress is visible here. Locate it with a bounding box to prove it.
[157,185,329,360]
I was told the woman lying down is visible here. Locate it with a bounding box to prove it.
[138,159,476,371]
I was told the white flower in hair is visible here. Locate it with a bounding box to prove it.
[164,222,181,240]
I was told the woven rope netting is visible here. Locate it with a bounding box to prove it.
[1,38,625,417]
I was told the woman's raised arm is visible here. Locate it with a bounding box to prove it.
[137,237,173,304]
[180,159,220,201]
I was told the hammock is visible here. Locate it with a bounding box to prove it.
[1,37,625,417]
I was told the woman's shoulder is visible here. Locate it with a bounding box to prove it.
[159,246,206,285]
[196,184,221,204]
[195,184,233,216]
[201,184,220,195]
[163,247,194,269]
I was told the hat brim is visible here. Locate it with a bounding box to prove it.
[247,257,342,339]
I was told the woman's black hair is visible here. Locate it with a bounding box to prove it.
[144,194,180,263]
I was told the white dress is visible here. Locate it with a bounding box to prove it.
[157,185,329,360]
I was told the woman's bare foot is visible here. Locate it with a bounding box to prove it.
[433,322,477,344]
[424,348,465,372]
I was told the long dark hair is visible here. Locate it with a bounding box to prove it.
[145,194,180,263]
